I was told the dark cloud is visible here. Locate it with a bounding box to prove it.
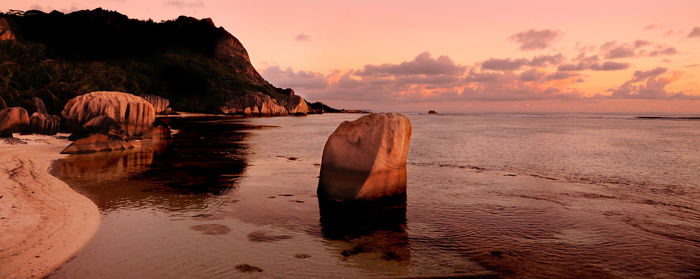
[631,67,666,82]
[357,52,466,76]
[294,33,310,42]
[272,51,696,106]
[481,58,528,71]
[604,46,635,59]
[165,0,204,8]
[557,54,630,71]
[460,70,581,101]
[509,29,562,50]
[481,54,563,71]
[687,27,700,38]
[594,61,631,71]
[606,67,697,99]
[261,66,328,90]
[647,47,677,57]
[600,40,677,59]
[633,40,651,48]
[519,69,545,81]
[545,71,579,80]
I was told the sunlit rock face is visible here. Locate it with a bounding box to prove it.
[0,18,15,41]
[143,95,170,114]
[285,95,309,115]
[62,91,156,137]
[0,107,29,136]
[221,92,287,116]
[318,113,412,201]
[29,112,60,135]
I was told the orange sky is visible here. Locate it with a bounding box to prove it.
[3,0,700,113]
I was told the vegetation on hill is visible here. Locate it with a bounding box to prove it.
[0,8,333,114]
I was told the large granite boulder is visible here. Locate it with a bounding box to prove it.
[318,113,412,201]
[0,107,29,137]
[29,112,60,135]
[143,95,170,114]
[62,91,156,137]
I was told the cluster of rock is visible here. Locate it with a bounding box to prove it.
[220,90,308,116]
[0,96,60,136]
[60,91,164,154]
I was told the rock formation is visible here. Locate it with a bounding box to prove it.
[0,18,15,41]
[214,28,269,87]
[0,107,29,136]
[143,95,170,114]
[32,97,48,114]
[61,133,141,154]
[29,112,60,135]
[282,90,309,115]
[318,113,412,201]
[62,91,156,137]
[220,91,309,116]
[81,115,119,134]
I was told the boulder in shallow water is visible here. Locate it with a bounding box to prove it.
[62,91,155,137]
[318,113,412,201]
[0,107,29,137]
[29,112,60,135]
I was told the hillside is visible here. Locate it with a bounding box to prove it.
[0,8,331,114]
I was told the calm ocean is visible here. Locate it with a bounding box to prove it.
[49,113,699,278]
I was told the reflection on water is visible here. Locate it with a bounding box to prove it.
[318,194,412,275]
[48,113,700,278]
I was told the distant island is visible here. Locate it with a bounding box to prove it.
[0,8,345,116]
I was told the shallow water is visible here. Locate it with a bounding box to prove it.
[49,113,699,278]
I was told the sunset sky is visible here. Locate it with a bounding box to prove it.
[4,0,700,113]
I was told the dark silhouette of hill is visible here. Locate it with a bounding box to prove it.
[0,8,334,114]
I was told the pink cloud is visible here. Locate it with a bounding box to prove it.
[509,29,562,50]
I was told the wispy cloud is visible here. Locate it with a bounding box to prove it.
[294,33,310,42]
[509,29,562,50]
[688,27,700,38]
[481,54,563,71]
[165,0,204,8]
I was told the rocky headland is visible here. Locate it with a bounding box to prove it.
[0,8,348,119]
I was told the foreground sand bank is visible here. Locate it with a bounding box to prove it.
[0,134,101,278]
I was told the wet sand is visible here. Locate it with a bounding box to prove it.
[0,134,100,278]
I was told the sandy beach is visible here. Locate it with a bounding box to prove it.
[0,134,100,279]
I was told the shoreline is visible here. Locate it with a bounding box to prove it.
[0,134,101,278]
